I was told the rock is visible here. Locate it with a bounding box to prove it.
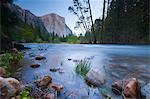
[68,58,72,61]
[112,80,123,95]
[51,83,63,92]
[10,48,18,53]
[5,78,21,91]
[30,63,40,68]
[14,43,30,50]
[35,55,46,60]
[124,78,140,98]
[141,83,150,99]
[10,95,21,99]
[112,78,140,98]
[85,69,105,87]
[73,59,80,62]
[0,77,21,98]
[0,67,6,77]
[43,93,55,99]
[50,67,60,72]
[35,76,52,87]
[58,69,64,73]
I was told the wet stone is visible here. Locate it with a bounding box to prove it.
[51,83,63,92]
[35,55,46,60]
[43,93,55,99]
[30,63,40,68]
[112,78,141,99]
[85,69,105,87]
[35,76,52,87]
[50,67,60,72]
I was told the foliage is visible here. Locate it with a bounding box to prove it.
[67,35,80,44]
[19,86,33,99]
[0,52,23,76]
[75,59,91,77]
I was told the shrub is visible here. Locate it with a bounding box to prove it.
[0,52,23,76]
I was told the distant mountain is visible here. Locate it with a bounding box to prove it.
[3,3,49,34]
[40,13,72,37]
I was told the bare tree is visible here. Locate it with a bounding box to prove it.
[68,0,97,43]
[107,0,110,15]
[87,0,96,43]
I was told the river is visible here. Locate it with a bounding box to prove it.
[21,44,150,98]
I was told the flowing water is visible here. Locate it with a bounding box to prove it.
[21,44,150,98]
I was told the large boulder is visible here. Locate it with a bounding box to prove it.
[35,76,52,87]
[85,69,105,87]
[0,77,21,98]
[0,67,6,77]
[112,78,141,98]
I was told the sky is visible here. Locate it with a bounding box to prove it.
[15,0,104,35]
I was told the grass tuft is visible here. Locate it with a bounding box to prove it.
[75,59,91,77]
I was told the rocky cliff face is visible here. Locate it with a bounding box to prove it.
[3,3,48,34]
[40,13,72,37]
[5,3,72,37]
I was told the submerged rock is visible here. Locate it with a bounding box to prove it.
[0,77,21,98]
[0,67,6,77]
[85,69,105,87]
[51,83,63,92]
[35,76,52,87]
[141,83,150,99]
[30,63,40,68]
[43,93,55,99]
[35,55,46,60]
[112,78,141,98]
[29,53,36,57]
[50,67,61,72]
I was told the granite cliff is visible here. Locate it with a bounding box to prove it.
[40,13,72,37]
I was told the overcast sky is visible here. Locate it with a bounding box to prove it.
[15,0,104,35]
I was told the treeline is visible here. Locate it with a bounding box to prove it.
[69,0,149,44]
